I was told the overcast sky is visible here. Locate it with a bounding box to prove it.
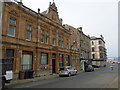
[22,0,118,58]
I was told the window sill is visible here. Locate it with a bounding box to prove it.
[8,34,15,37]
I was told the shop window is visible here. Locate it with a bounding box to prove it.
[41,53,48,64]
[59,54,63,67]
[6,49,14,57]
[22,51,33,70]
[8,18,16,37]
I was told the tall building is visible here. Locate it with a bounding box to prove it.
[2,1,72,79]
[64,25,91,71]
[64,24,81,71]
[90,35,107,66]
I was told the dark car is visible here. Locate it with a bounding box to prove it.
[92,65,100,68]
[85,65,94,72]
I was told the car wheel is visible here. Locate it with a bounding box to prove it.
[2,79,5,89]
[75,71,77,75]
[68,73,71,77]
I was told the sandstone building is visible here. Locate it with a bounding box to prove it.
[2,1,72,79]
[64,25,91,71]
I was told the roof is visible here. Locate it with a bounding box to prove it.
[41,10,48,15]
[90,36,105,43]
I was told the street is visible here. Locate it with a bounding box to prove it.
[4,63,118,89]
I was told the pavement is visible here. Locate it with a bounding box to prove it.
[5,71,83,86]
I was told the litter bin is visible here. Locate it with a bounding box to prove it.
[24,70,30,79]
[29,70,34,79]
[19,71,25,79]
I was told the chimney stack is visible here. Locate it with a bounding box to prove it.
[38,8,40,13]
[100,35,104,40]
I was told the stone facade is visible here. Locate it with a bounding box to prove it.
[64,25,91,71]
[2,2,72,79]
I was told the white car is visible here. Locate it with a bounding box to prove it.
[59,66,77,77]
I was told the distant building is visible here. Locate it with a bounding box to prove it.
[90,35,107,66]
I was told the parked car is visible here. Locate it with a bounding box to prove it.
[92,65,100,68]
[0,58,13,89]
[85,65,94,72]
[59,66,77,77]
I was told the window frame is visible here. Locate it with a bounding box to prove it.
[8,18,16,37]
[52,33,56,46]
[26,25,32,41]
[40,53,48,65]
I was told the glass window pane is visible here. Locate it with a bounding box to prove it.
[41,53,48,64]
[46,37,48,44]
[46,31,48,36]
[26,31,31,40]
[9,18,16,25]
[22,53,32,70]
[8,25,15,36]
[41,30,44,34]
[26,25,32,30]
[41,35,44,43]
[6,49,14,57]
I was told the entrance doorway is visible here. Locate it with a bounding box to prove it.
[52,59,56,73]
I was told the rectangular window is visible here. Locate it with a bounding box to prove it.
[66,55,70,66]
[8,25,15,36]
[62,37,63,48]
[9,18,16,25]
[22,51,33,70]
[53,34,56,46]
[58,36,61,47]
[45,31,49,44]
[92,41,94,45]
[66,39,69,49]
[99,41,102,44]
[41,35,44,43]
[8,18,16,37]
[41,53,48,64]
[92,47,94,52]
[26,31,31,40]
[6,49,14,57]
[59,54,63,68]
[41,30,44,34]
[92,54,95,59]
[26,25,32,30]
[26,25,32,40]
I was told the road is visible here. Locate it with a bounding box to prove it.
[5,63,118,89]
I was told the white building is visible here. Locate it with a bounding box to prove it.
[90,35,107,66]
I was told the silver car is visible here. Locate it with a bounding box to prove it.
[59,66,77,77]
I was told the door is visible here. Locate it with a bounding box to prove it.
[52,59,56,73]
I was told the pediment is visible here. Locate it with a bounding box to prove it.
[9,10,19,17]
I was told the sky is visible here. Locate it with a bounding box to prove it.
[21,0,118,58]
